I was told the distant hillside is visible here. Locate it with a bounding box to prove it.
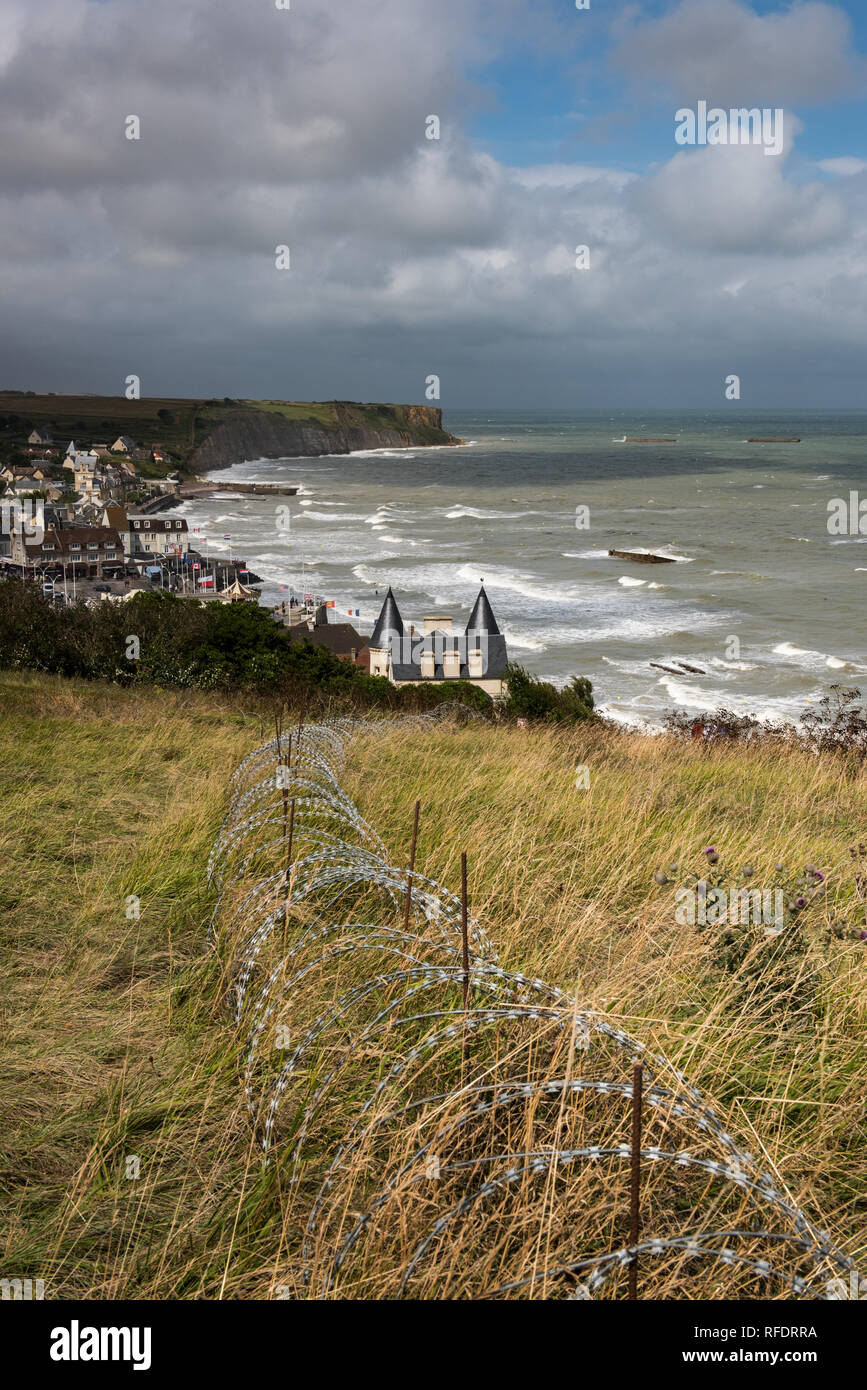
[0,393,462,475]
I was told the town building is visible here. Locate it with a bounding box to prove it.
[2,464,51,484]
[71,452,102,497]
[125,512,189,559]
[72,498,103,523]
[283,602,369,665]
[367,585,508,697]
[14,525,125,578]
[3,474,44,497]
[111,435,138,455]
[100,504,128,536]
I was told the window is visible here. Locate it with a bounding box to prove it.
[69,543,81,552]
[144,521,150,529]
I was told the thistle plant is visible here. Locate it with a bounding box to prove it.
[653,848,835,973]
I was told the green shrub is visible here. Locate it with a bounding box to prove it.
[503,663,595,723]
[0,583,594,723]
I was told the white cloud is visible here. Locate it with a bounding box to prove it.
[612,0,863,107]
[818,157,867,176]
[636,139,848,252]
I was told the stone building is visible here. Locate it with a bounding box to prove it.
[367,585,508,697]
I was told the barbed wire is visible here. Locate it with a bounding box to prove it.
[208,705,860,1299]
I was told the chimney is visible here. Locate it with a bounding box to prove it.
[443,651,460,678]
[424,614,453,635]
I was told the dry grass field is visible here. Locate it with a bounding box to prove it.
[1,674,864,1297]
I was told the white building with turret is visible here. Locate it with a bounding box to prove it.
[367,585,508,698]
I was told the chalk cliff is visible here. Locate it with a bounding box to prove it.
[188,402,461,473]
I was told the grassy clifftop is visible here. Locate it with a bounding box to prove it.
[1,674,863,1297]
[0,674,261,1298]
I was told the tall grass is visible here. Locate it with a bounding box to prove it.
[0,674,270,1298]
[1,676,863,1297]
[342,722,866,1270]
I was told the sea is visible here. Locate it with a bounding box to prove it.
[176,410,867,728]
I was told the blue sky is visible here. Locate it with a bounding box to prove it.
[468,0,867,171]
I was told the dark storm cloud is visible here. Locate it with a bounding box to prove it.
[0,0,865,406]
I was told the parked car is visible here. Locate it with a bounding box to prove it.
[93,582,111,593]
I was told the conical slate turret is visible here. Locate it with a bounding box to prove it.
[370,586,405,649]
[465,584,500,636]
